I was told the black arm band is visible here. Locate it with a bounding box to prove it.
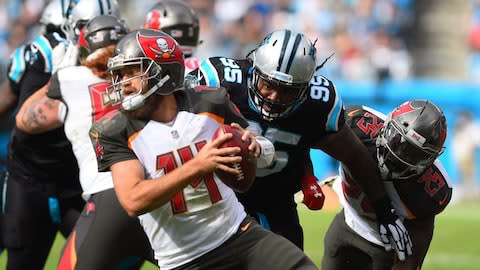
[372,195,394,223]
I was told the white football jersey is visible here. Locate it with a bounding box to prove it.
[128,112,246,269]
[52,66,117,200]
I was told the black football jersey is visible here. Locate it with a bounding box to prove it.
[189,57,345,199]
[342,105,452,219]
[7,32,66,99]
[5,33,79,183]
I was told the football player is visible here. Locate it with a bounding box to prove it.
[322,100,452,269]
[0,1,121,269]
[187,29,412,261]
[89,28,318,270]
[16,15,161,270]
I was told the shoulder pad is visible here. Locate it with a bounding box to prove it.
[8,45,27,83]
[395,161,453,218]
[30,35,56,74]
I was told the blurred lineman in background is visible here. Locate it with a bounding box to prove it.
[188,29,412,262]
[16,14,158,270]
[90,28,317,270]
[322,100,452,270]
[0,1,85,268]
[0,0,123,269]
[142,0,202,74]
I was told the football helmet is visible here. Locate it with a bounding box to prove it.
[143,0,200,57]
[39,0,69,36]
[107,29,185,111]
[377,100,447,180]
[247,29,316,121]
[64,0,121,43]
[83,15,128,55]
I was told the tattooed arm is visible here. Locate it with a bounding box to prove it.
[16,83,64,134]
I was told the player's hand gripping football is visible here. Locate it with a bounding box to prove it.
[199,131,242,175]
[300,175,325,210]
[373,196,413,261]
[229,123,261,158]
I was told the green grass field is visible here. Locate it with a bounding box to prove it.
[1,201,478,269]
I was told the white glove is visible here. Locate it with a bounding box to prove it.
[373,196,413,261]
[378,216,413,261]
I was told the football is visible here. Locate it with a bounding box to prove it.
[212,124,257,193]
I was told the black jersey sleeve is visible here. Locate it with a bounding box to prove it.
[90,111,138,172]
[188,57,251,90]
[345,105,385,144]
[394,161,453,219]
[7,33,66,97]
[223,90,249,128]
[7,45,27,94]
[186,86,249,128]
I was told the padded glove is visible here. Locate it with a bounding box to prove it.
[373,195,413,261]
[301,175,325,210]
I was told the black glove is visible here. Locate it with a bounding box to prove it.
[372,195,413,261]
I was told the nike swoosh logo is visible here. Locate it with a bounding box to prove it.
[439,193,449,206]
[241,221,252,232]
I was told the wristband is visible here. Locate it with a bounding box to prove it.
[371,195,394,223]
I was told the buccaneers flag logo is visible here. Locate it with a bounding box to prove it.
[391,102,415,118]
[137,32,183,64]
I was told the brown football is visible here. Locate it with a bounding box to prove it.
[212,124,257,193]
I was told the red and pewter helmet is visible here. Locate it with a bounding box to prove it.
[107,29,185,111]
[377,100,447,180]
[83,15,129,54]
[143,0,199,57]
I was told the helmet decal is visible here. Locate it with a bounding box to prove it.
[406,129,426,145]
[144,10,162,29]
[391,102,415,118]
[137,33,180,62]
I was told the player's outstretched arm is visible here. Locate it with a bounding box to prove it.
[313,124,413,260]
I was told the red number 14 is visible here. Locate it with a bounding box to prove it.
[156,140,223,214]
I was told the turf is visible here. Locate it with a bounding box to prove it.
[0,201,478,269]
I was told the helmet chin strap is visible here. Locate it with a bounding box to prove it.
[122,75,170,111]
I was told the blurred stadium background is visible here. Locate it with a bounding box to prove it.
[0,0,479,269]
